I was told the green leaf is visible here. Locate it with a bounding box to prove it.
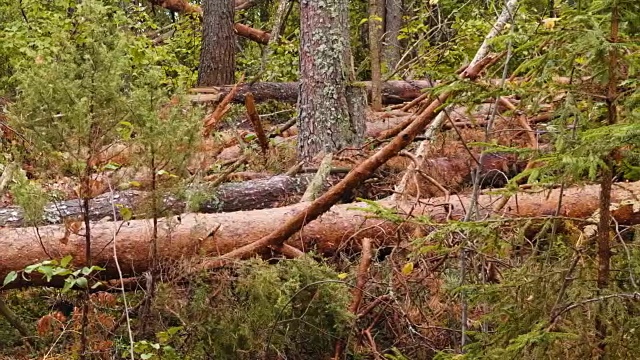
[401,262,414,275]
[52,267,72,276]
[75,277,88,289]
[38,266,55,281]
[60,255,73,268]
[3,271,17,287]
[120,207,133,221]
[140,353,153,359]
[24,264,40,274]
[62,277,75,293]
[102,162,121,171]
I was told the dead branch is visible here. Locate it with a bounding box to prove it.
[333,237,374,359]
[244,93,270,153]
[203,74,245,136]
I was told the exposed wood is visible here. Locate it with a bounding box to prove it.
[234,23,270,44]
[189,80,436,105]
[244,93,270,153]
[3,181,640,289]
[203,74,244,135]
[209,88,453,264]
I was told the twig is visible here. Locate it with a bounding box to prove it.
[398,150,451,203]
[392,109,449,201]
[207,155,249,187]
[497,96,537,148]
[259,0,293,75]
[107,180,135,360]
[550,292,640,324]
[285,161,305,176]
[376,113,417,140]
[333,237,373,360]
[458,0,519,351]
[268,117,297,138]
[401,92,430,112]
[271,244,304,258]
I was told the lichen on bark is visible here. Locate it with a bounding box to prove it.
[297,0,367,161]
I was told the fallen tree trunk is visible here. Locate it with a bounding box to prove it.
[0,153,524,227]
[3,181,640,289]
[189,80,435,105]
[0,175,323,228]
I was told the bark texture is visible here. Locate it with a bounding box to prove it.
[198,0,235,86]
[190,80,434,104]
[0,152,522,228]
[3,181,640,289]
[384,0,403,71]
[369,0,383,111]
[0,175,324,227]
[297,0,367,160]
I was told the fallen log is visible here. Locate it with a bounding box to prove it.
[0,175,323,227]
[189,80,435,105]
[3,181,640,289]
[0,153,524,227]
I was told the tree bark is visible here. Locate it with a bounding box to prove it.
[369,0,383,111]
[0,175,326,228]
[384,0,403,71]
[297,0,367,160]
[0,152,525,228]
[198,0,235,86]
[3,181,640,289]
[190,80,435,104]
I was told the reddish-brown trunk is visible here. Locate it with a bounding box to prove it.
[3,181,640,289]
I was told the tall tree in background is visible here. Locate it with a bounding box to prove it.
[384,0,403,71]
[297,0,367,161]
[369,0,383,111]
[198,0,235,86]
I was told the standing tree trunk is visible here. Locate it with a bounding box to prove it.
[297,0,367,161]
[198,0,236,86]
[369,0,383,111]
[384,0,403,71]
